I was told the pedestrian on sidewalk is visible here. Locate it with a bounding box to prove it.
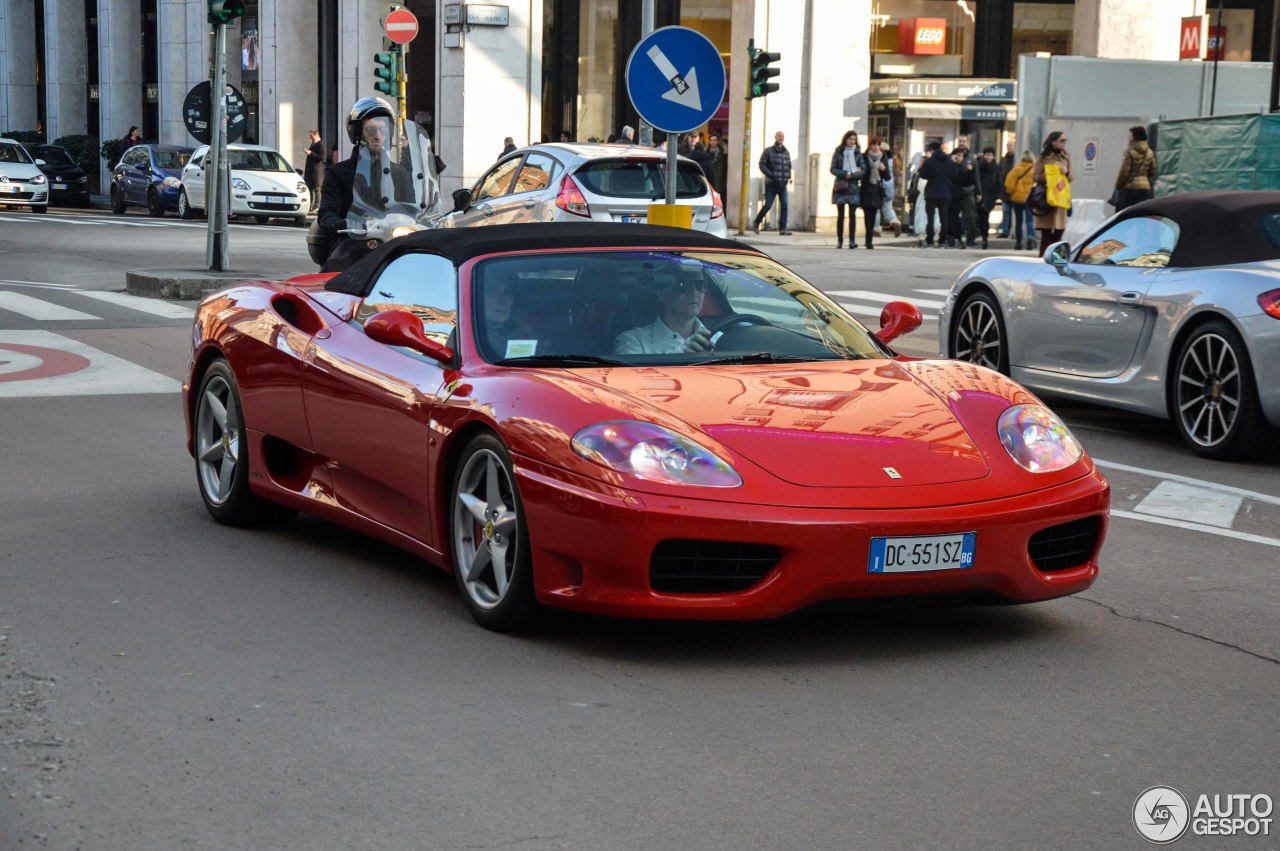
[1033,131,1071,256]
[123,126,142,148]
[1003,150,1036,250]
[860,136,889,249]
[997,138,1016,237]
[304,130,326,212]
[975,147,1001,249]
[955,146,978,246]
[876,142,902,237]
[753,130,793,236]
[916,140,954,248]
[947,148,972,249]
[829,130,863,249]
[500,136,518,158]
[1113,125,1157,211]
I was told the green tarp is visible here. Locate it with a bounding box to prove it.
[1156,113,1280,195]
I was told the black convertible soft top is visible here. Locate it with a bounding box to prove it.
[325,222,759,295]
[1117,190,1280,268]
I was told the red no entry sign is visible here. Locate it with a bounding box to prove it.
[383,8,419,44]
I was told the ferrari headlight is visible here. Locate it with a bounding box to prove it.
[571,421,742,487]
[163,176,181,188]
[997,405,1082,473]
[232,177,250,190]
[390,224,422,239]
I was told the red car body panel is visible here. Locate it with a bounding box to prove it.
[184,248,1109,620]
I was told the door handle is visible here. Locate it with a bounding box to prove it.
[523,199,537,208]
[481,205,494,217]
[1118,291,1143,307]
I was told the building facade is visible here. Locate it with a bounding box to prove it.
[1,0,1274,228]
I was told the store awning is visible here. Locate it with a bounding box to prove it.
[903,101,1017,121]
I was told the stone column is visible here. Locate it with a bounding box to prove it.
[258,0,318,165]
[99,0,143,142]
[1074,0,1207,61]
[44,0,89,140]
[438,0,543,196]
[0,0,39,133]
[158,0,209,145]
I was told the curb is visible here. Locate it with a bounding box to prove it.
[125,268,277,300]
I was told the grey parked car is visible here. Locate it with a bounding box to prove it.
[939,191,1280,460]
[445,143,727,237]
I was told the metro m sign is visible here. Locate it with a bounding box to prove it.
[897,18,947,56]
[1180,15,1208,60]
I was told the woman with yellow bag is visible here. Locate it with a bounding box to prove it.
[1032,131,1071,257]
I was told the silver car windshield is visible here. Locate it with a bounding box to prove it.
[347,118,442,229]
[472,251,888,366]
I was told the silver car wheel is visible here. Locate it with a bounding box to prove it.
[953,294,1004,371]
[452,448,520,610]
[1175,331,1241,449]
[195,373,240,506]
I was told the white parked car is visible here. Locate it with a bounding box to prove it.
[445,143,727,237]
[179,143,310,226]
[0,137,49,213]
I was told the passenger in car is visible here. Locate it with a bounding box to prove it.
[613,272,713,355]
[481,274,540,359]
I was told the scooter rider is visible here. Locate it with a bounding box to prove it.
[315,97,415,272]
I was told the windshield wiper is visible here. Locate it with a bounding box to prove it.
[690,352,821,366]
[494,354,630,367]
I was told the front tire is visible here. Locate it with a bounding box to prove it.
[950,290,1009,374]
[110,187,126,215]
[194,359,296,526]
[147,188,164,217]
[29,203,47,214]
[179,189,195,219]
[254,215,269,224]
[1171,320,1269,459]
[294,216,309,228]
[450,434,536,631]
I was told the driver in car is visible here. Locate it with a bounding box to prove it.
[613,272,713,355]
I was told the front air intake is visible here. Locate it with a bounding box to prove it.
[1028,516,1102,572]
[649,540,780,594]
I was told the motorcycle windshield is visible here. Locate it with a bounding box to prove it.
[346,117,442,230]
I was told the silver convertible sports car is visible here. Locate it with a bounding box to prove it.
[939,191,1280,459]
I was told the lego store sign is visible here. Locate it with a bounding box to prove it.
[897,18,947,55]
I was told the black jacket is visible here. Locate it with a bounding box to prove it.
[317,148,414,237]
[916,150,955,201]
[758,143,792,186]
[976,159,1001,211]
[859,153,890,209]
[305,139,327,186]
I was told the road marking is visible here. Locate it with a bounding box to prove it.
[1111,510,1280,548]
[0,331,179,398]
[0,291,100,320]
[72,290,195,318]
[1133,480,1243,528]
[915,288,954,296]
[1094,458,1280,507]
[828,289,947,309]
[0,279,80,289]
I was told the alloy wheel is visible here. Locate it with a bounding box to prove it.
[1176,331,1242,449]
[195,373,240,506]
[452,448,521,610]
[954,295,1004,371]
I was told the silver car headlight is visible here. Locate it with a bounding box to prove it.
[232,177,250,191]
[997,405,1082,472]
[30,174,47,185]
[571,421,742,487]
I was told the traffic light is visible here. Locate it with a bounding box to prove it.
[207,0,245,25]
[749,46,781,99]
[374,50,399,96]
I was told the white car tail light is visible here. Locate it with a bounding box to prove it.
[556,175,591,218]
[710,186,724,219]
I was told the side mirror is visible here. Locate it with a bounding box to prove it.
[874,300,923,344]
[364,309,455,364]
[1045,241,1071,273]
[452,188,472,213]
[34,158,46,166]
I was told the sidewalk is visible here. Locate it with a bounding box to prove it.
[736,227,1042,255]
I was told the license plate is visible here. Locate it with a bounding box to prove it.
[868,532,976,573]
[268,195,286,204]
[621,215,645,224]
[53,183,67,190]
[1,185,17,194]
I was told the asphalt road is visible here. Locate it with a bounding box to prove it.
[1,208,1277,849]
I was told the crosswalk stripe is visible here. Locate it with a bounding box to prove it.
[828,289,947,309]
[72,290,195,318]
[837,301,938,321]
[915,288,954,296]
[0,291,100,320]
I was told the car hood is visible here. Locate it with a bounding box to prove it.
[561,359,992,488]
[0,163,43,180]
[234,171,300,192]
[39,164,85,178]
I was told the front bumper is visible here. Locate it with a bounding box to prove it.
[0,183,48,206]
[232,190,307,218]
[517,459,1109,620]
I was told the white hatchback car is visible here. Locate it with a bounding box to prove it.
[179,143,310,226]
[0,137,49,213]
[446,143,727,237]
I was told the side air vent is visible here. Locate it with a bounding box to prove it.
[649,540,780,594]
[1028,515,1102,572]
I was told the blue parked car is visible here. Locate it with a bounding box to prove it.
[111,144,194,217]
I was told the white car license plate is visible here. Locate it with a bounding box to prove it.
[621,214,645,224]
[868,532,976,573]
[53,183,67,190]
[1,185,17,194]
[268,195,287,204]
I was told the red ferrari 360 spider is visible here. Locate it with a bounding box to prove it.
[184,223,1109,630]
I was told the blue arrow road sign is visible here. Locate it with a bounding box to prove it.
[625,26,726,134]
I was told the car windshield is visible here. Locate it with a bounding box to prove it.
[0,143,34,164]
[472,250,888,366]
[227,149,292,172]
[33,146,75,166]
[152,149,190,169]
[573,160,707,200]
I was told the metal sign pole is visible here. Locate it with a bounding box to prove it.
[665,132,677,204]
[737,93,753,236]
[206,21,229,271]
[399,43,408,122]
